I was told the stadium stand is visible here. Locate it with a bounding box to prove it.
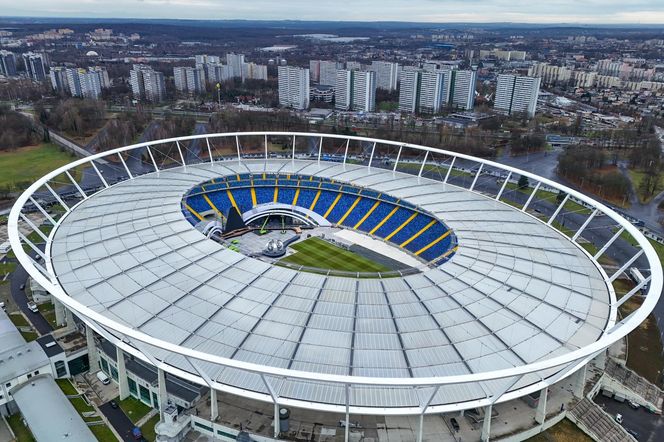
[183,174,457,263]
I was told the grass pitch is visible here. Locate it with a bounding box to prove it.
[279,237,391,273]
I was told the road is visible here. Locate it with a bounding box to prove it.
[99,402,137,442]
[9,244,53,335]
[594,394,664,442]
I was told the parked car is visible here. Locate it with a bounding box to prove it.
[110,400,118,409]
[615,413,623,424]
[0,301,5,311]
[27,301,38,313]
[132,427,143,440]
[96,371,111,385]
[19,284,25,291]
[628,400,640,409]
[450,417,460,432]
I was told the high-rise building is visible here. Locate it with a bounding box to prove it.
[195,54,221,65]
[278,66,309,110]
[226,53,245,78]
[450,70,477,110]
[88,66,111,88]
[130,65,165,102]
[205,63,233,84]
[528,63,572,86]
[335,70,352,110]
[399,70,420,113]
[335,70,376,112]
[398,69,454,114]
[309,60,321,83]
[22,52,47,81]
[346,61,363,71]
[494,74,540,117]
[49,66,68,93]
[418,70,451,113]
[318,61,343,86]
[64,68,103,99]
[370,61,399,91]
[241,62,268,81]
[0,50,17,77]
[174,66,206,94]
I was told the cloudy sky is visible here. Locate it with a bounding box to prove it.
[2,0,664,24]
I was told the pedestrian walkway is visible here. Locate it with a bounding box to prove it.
[568,398,634,442]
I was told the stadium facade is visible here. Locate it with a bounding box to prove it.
[9,132,661,442]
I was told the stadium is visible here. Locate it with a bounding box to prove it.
[8,132,662,442]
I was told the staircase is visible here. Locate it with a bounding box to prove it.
[568,398,634,442]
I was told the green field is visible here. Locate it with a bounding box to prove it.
[0,143,82,190]
[279,237,391,273]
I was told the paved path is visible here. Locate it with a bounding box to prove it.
[99,402,137,442]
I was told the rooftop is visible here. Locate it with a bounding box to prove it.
[49,159,612,410]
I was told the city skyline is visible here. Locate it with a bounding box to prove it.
[1,0,664,24]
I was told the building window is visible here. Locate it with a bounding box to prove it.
[128,378,138,396]
[110,366,118,382]
[5,383,10,388]
[194,422,213,433]
[152,392,158,409]
[34,370,39,375]
[100,357,109,374]
[27,374,32,379]
[139,385,151,404]
[55,360,67,378]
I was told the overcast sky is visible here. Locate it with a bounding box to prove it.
[1,0,664,24]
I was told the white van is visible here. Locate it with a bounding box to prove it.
[96,371,111,385]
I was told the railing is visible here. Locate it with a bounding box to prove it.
[7,132,662,422]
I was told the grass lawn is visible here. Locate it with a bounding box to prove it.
[0,144,83,190]
[140,413,160,442]
[628,169,664,204]
[527,418,593,442]
[20,331,38,342]
[118,396,152,424]
[90,424,119,442]
[56,378,79,395]
[279,237,391,273]
[8,312,29,327]
[617,290,664,384]
[69,396,95,413]
[37,302,62,329]
[0,261,17,275]
[6,414,36,442]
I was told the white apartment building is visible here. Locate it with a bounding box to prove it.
[335,69,376,112]
[278,66,310,110]
[450,70,477,110]
[370,61,399,91]
[528,63,572,86]
[494,74,540,117]
[316,60,342,86]
[398,70,420,113]
[174,66,206,94]
[130,64,166,102]
[241,62,268,81]
[226,53,245,78]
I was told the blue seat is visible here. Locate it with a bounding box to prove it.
[311,190,338,215]
[373,207,413,239]
[277,188,296,205]
[295,188,317,209]
[326,194,358,223]
[389,213,432,245]
[355,202,394,233]
[339,197,376,228]
[230,188,253,212]
[255,187,274,205]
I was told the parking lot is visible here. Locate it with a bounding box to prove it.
[593,394,664,441]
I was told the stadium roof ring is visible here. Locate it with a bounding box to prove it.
[8,132,662,417]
